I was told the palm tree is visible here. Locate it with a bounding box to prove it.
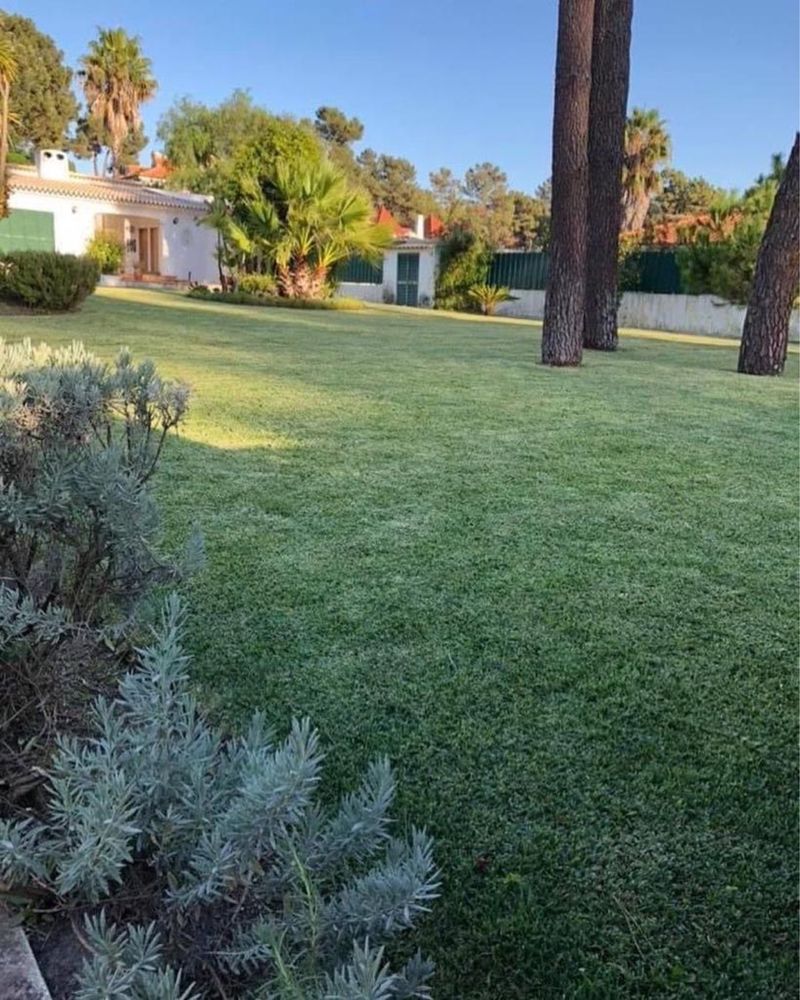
[0,32,18,218]
[79,28,156,178]
[218,160,393,299]
[621,108,670,232]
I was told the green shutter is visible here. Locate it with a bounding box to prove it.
[396,253,420,306]
[0,209,56,252]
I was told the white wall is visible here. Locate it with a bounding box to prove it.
[8,190,219,284]
[338,282,383,303]
[495,288,800,342]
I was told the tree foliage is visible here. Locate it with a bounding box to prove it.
[0,596,440,999]
[622,108,671,231]
[314,105,364,146]
[0,12,78,151]
[79,27,156,177]
[215,160,392,298]
[434,228,492,311]
[648,167,726,219]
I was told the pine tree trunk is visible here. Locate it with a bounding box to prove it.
[0,80,9,220]
[738,133,800,376]
[584,0,633,351]
[542,0,595,366]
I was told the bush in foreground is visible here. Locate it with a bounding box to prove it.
[186,286,365,311]
[0,251,99,311]
[0,596,440,999]
[0,339,200,664]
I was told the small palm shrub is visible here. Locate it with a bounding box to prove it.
[86,232,125,275]
[466,284,516,316]
[0,339,199,662]
[0,251,99,311]
[0,597,440,999]
[237,272,278,297]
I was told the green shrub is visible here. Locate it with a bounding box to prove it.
[86,232,124,275]
[236,271,278,297]
[466,284,516,316]
[435,229,492,312]
[186,287,365,311]
[0,339,200,662]
[677,220,764,305]
[0,596,440,999]
[0,251,99,311]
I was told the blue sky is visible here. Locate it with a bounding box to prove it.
[16,0,800,192]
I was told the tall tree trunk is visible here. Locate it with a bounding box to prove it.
[541,0,595,366]
[738,133,800,376]
[584,0,633,351]
[0,80,9,220]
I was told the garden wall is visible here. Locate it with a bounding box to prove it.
[494,290,800,341]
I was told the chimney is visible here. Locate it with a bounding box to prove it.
[35,149,70,181]
[414,213,425,239]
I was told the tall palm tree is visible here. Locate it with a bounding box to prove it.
[79,28,156,178]
[218,160,393,299]
[621,108,670,232]
[0,32,18,218]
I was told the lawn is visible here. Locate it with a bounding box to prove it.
[4,288,797,999]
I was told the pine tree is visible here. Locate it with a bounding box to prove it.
[541,0,595,366]
[584,0,633,351]
[737,133,800,376]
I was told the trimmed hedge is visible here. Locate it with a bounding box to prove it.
[186,287,365,311]
[0,251,100,311]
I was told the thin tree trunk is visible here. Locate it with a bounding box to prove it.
[542,0,595,366]
[584,0,633,351]
[738,133,799,376]
[0,80,9,219]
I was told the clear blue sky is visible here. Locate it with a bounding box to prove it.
[16,0,800,192]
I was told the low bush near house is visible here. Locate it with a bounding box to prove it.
[466,284,516,316]
[86,232,124,275]
[434,229,492,312]
[186,287,365,311]
[0,596,440,999]
[0,251,99,311]
[236,271,279,297]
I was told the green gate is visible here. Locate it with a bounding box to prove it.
[0,209,55,252]
[396,252,419,306]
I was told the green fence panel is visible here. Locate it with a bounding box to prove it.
[489,251,549,290]
[488,249,683,294]
[631,251,683,294]
[337,256,383,284]
[0,209,56,252]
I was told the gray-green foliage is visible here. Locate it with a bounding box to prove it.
[0,339,200,656]
[0,597,440,999]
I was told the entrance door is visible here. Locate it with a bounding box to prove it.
[396,252,419,306]
[137,226,160,274]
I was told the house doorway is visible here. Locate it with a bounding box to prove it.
[396,252,420,306]
[137,225,160,275]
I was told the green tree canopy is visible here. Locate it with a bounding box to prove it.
[0,12,78,151]
[649,168,726,218]
[314,105,364,146]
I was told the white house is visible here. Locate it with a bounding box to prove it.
[3,150,218,285]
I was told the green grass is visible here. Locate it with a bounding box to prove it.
[5,288,797,999]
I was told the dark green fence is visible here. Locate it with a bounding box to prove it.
[489,251,549,290]
[488,249,683,294]
[336,256,383,284]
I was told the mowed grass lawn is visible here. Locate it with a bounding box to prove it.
[4,288,797,999]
